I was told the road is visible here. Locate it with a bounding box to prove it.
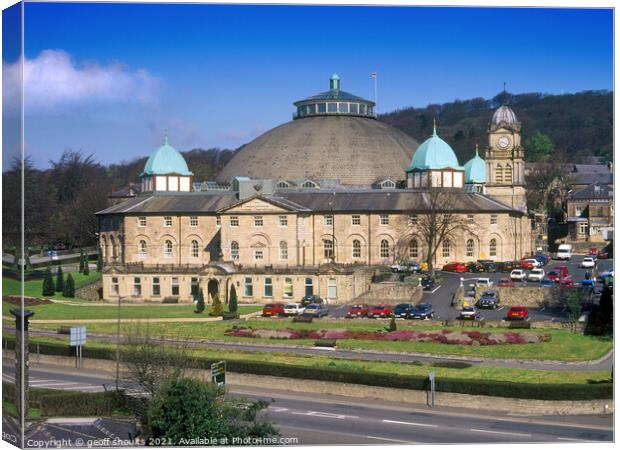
[2,363,613,445]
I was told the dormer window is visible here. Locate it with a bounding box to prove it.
[379,179,396,189]
[301,180,318,189]
[277,181,291,189]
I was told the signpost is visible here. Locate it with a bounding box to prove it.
[211,360,226,387]
[429,371,436,408]
[70,326,87,368]
[47,250,58,261]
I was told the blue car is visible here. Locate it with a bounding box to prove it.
[533,254,549,266]
[540,277,554,288]
[581,279,596,290]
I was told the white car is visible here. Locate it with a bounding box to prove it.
[528,268,545,282]
[510,269,526,281]
[283,303,305,316]
[475,278,493,288]
[580,257,596,268]
[522,258,542,268]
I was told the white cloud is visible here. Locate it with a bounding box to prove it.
[3,49,161,114]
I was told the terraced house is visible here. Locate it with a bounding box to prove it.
[96,75,533,305]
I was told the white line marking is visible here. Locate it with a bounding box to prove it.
[470,428,531,437]
[556,437,586,441]
[497,306,505,311]
[268,407,289,413]
[30,382,82,387]
[292,411,358,419]
[429,285,441,294]
[382,419,438,428]
[366,436,418,444]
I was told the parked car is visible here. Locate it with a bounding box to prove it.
[391,261,421,273]
[459,306,480,320]
[476,291,500,309]
[527,268,545,282]
[589,248,599,256]
[369,304,392,318]
[597,249,609,259]
[520,258,541,270]
[560,278,574,289]
[345,304,370,318]
[507,306,529,320]
[262,303,285,317]
[442,262,467,273]
[498,261,519,272]
[408,302,435,320]
[300,295,324,307]
[475,277,494,288]
[420,276,436,291]
[283,303,305,316]
[466,262,484,273]
[581,279,596,290]
[547,270,561,283]
[552,265,570,279]
[580,257,596,268]
[393,303,414,319]
[540,277,554,288]
[533,253,549,266]
[497,278,515,287]
[477,260,499,272]
[510,269,526,281]
[301,303,329,318]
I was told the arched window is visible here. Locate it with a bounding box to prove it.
[495,164,503,183]
[163,240,173,258]
[490,238,497,257]
[466,239,474,258]
[302,180,318,189]
[138,240,147,257]
[231,241,239,260]
[101,236,107,260]
[409,239,418,259]
[191,240,199,258]
[110,236,118,259]
[279,241,288,260]
[380,239,390,258]
[323,239,334,260]
[504,164,513,184]
[442,240,450,258]
[352,240,361,258]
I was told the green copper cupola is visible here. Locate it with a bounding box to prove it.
[329,73,341,92]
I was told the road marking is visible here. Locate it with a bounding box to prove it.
[292,411,359,419]
[366,436,418,444]
[268,407,289,413]
[556,437,584,441]
[382,419,438,428]
[30,381,82,387]
[497,306,505,311]
[429,285,441,294]
[470,428,531,437]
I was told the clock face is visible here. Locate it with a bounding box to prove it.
[498,136,510,149]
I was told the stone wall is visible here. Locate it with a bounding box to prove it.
[475,286,561,308]
[353,282,423,305]
[75,279,103,301]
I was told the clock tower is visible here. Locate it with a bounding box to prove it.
[484,105,527,212]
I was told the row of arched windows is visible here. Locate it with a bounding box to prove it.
[135,240,201,258]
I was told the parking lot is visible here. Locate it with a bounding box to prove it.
[326,256,613,322]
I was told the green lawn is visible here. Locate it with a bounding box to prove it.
[3,272,101,300]
[2,401,42,418]
[29,318,613,362]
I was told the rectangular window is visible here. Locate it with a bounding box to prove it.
[283,278,293,298]
[264,278,273,297]
[133,277,141,296]
[490,214,498,225]
[111,277,119,295]
[171,277,179,296]
[408,214,417,225]
[254,249,264,261]
[350,103,359,114]
[216,216,221,226]
[304,278,314,296]
[138,216,147,227]
[317,103,326,113]
[189,216,198,227]
[230,216,239,227]
[324,215,333,226]
[279,215,288,226]
[152,277,161,296]
[579,222,588,234]
[468,214,475,224]
[327,103,337,113]
[254,216,263,227]
[328,278,337,299]
[244,277,253,297]
[190,277,199,297]
[351,215,361,226]
[338,102,348,113]
[164,216,173,227]
[380,214,389,225]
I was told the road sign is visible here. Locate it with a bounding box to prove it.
[47,250,58,260]
[70,326,86,346]
[211,360,226,386]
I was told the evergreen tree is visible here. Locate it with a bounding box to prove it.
[209,293,223,317]
[194,288,205,314]
[96,252,103,272]
[55,266,64,292]
[228,285,238,313]
[42,267,55,296]
[63,274,75,298]
[78,249,85,272]
[385,316,397,332]
[83,257,90,276]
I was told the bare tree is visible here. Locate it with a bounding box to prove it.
[399,187,471,277]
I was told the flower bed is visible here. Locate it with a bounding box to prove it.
[224,327,551,345]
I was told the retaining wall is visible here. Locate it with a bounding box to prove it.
[353,282,423,305]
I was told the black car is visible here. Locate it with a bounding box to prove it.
[420,276,435,290]
[477,260,499,273]
[300,295,324,307]
[409,302,434,319]
[393,303,414,319]
[476,291,500,309]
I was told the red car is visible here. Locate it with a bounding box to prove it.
[370,304,393,318]
[346,304,370,318]
[497,278,515,287]
[547,271,561,283]
[442,262,467,273]
[560,278,574,289]
[552,265,569,279]
[507,306,529,320]
[262,303,285,317]
[589,248,599,256]
[520,259,538,270]
[597,250,609,259]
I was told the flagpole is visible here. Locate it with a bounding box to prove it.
[372,72,378,116]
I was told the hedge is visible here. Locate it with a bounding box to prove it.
[4,337,612,401]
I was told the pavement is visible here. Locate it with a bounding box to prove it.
[1,363,614,446]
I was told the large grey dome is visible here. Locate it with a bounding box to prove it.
[491,105,519,125]
[216,116,419,186]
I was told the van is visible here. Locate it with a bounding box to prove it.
[556,244,572,261]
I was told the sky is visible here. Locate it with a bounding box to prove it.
[1,2,614,169]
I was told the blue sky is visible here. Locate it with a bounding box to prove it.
[3,3,613,169]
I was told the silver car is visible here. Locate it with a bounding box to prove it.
[302,303,329,318]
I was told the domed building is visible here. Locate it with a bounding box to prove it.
[140,136,193,192]
[217,74,419,186]
[463,144,487,192]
